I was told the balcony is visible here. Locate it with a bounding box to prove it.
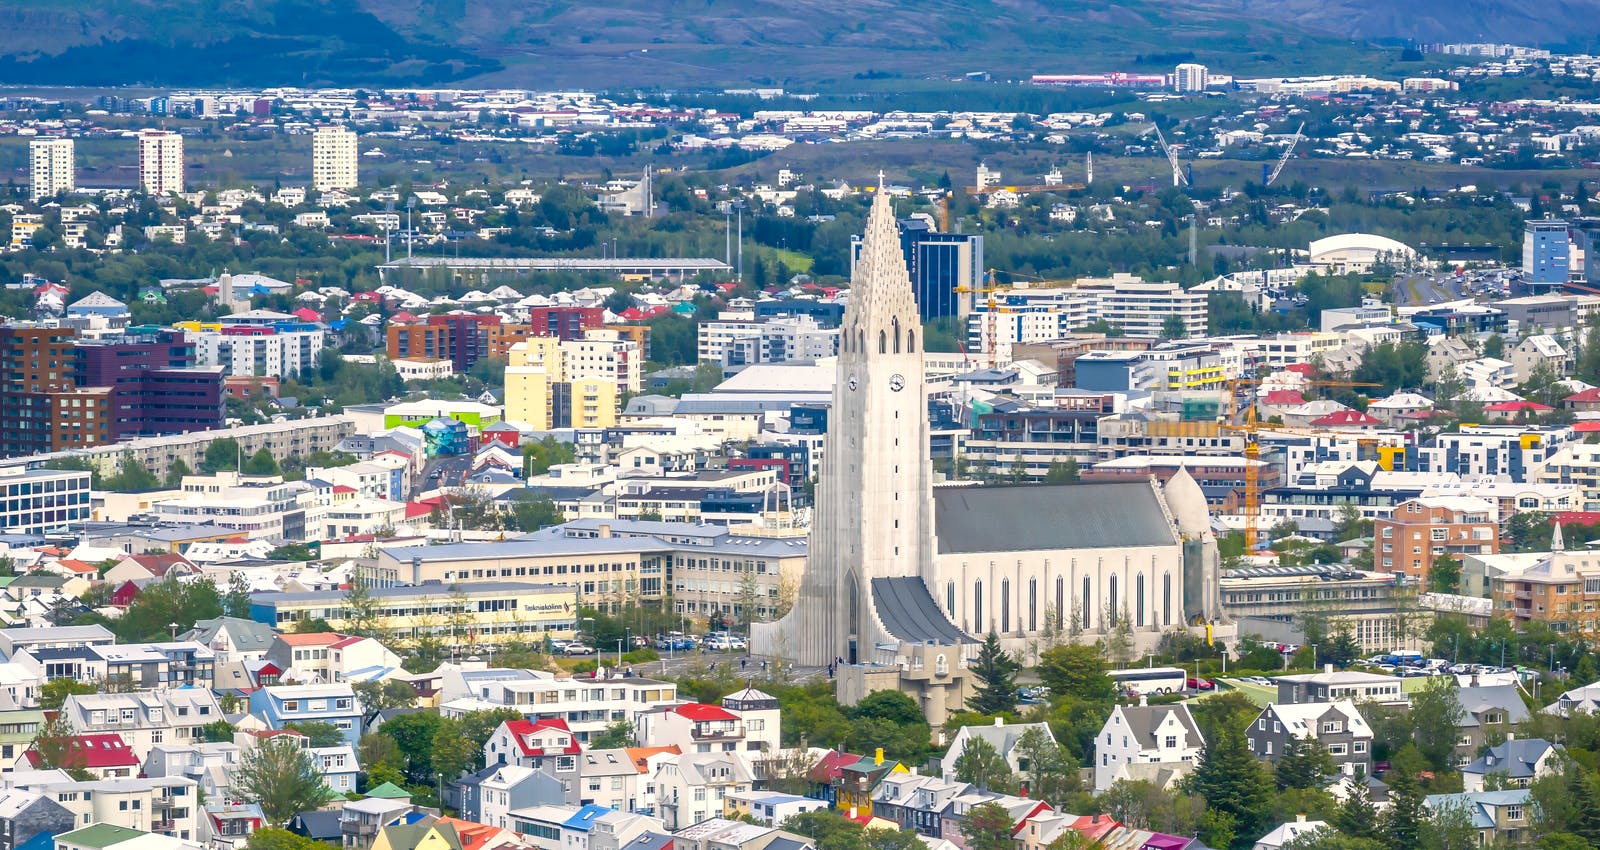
[341,819,379,839]
[151,821,176,832]
[691,723,745,740]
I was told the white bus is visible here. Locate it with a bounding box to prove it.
[1108,666,1188,696]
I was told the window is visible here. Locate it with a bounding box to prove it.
[1329,744,1348,755]
[1506,806,1524,821]
[1164,736,1177,748]
[1354,742,1367,754]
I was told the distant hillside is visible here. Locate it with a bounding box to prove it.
[0,0,1595,88]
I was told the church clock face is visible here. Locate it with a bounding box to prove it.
[847,375,859,391]
[889,374,905,392]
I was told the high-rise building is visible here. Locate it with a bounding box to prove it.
[311,127,359,193]
[72,330,224,439]
[1173,63,1210,92]
[138,130,184,195]
[29,138,74,202]
[849,217,982,321]
[0,324,108,457]
[1524,219,1572,289]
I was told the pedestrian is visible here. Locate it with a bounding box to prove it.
[762,660,769,672]
[740,658,747,671]
[710,661,716,671]
[827,663,834,679]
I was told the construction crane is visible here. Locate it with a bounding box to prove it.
[954,269,1074,364]
[1264,123,1306,187]
[1218,376,1382,549]
[1153,125,1189,187]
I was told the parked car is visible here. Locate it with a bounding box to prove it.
[1186,677,1215,691]
[563,643,596,656]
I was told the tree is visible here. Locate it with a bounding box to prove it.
[358,732,402,772]
[1333,781,1382,841]
[164,458,194,489]
[1037,643,1114,702]
[430,716,477,781]
[1428,554,1462,594]
[235,735,336,824]
[960,801,1016,850]
[1276,736,1337,790]
[31,713,92,780]
[352,679,415,715]
[1043,458,1081,484]
[378,711,441,781]
[1408,675,1465,772]
[1014,725,1077,801]
[965,631,1020,715]
[224,573,253,619]
[246,828,332,850]
[1161,314,1188,340]
[589,721,634,749]
[243,447,281,476]
[1381,762,1428,850]
[1185,726,1272,841]
[952,736,1013,792]
[102,454,161,492]
[40,678,97,711]
[342,575,383,638]
[283,721,344,748]
[202,437,241,473]
[201,720,237,742]
[1420,799,1480,850]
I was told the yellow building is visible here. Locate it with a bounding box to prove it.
[249,580,579,644]
[835,749,907,818]
[505,335,622,429]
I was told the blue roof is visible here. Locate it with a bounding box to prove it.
[563,805,614,831]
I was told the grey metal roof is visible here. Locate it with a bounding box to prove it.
[870,577,972,645]
[931,482,1176,554]
[1116,704,1203,750]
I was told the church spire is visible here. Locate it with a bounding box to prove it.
[846,181,920,354]
[1553,520,1565,553]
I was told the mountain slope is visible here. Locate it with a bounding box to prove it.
[0,0,1591,88]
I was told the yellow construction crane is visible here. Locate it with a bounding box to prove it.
[954,269,1077,364]
[1219,376,1381,549]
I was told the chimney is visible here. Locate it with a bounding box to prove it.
[598,523,612,538]
[1506,732,1515,741]
[1295,814,1307,824]
[994,717,1005,727]
[1139,694,1148,707]
[1324,663,1334,674]
[849,807,857,821]
[874,748,884,765]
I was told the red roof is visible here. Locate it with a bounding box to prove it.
[1566,387,1600,403]
[26,733,138,768]
[292,307,322,323]
[404,501,437,519]
[1484,401,1554,412]
[1285,363,1316,376]
[503,718,581,756]
[808,750,863,783]
[671,703,738,722]
[1574,421,1600,433]
[332,485,358,495]
[391,311,421,323]
[1260,390,1305,405]
[1553,512,1600,526]
[1310,410,1381,427]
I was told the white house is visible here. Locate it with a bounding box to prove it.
[1093,702,1204,793]
[943,718,1061,783]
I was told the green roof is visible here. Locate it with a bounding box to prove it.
[365,781,413,799]
[58,824,148,849]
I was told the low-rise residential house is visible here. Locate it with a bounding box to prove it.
[340,796,419,850]
[22,733,140,779]
[13,643,216,691]
[312,744,361,794]
[201,802,264,850]
[474,764,570,831]
[1253,816,1327,850]
[723,791,826,826]
[942,719,1059,783]
[1423,789,1532,845]
[940,792,1050,850]
[440,668,678,743]
[54,824,197,850]
[1273,670,1407,705]
[636,703,761,755]
[869,773,968,837]
[143,742,241,799]
[485,718,582,772]
[1461,738,1563,792]
[834,750,905,818]
[1455,685,1531,758]
[0,787,76,850]
[653,751,754,830]
[1510,335,1570,383]
[179,618,277,663]
[576,747,679,813]
[263,633,405,684]
[14,775,201,841]
[1247,701,1374,777]
[60,691,225,761]
[248,684,363,746]
[1093,702,1204,793]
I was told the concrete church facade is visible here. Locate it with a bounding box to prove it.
[752,181,1228,723]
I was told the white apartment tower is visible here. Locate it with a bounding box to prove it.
[138,130,184,195]
[1174,63,1210,92]
[29,138,74,202]
[312,127,359,192]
